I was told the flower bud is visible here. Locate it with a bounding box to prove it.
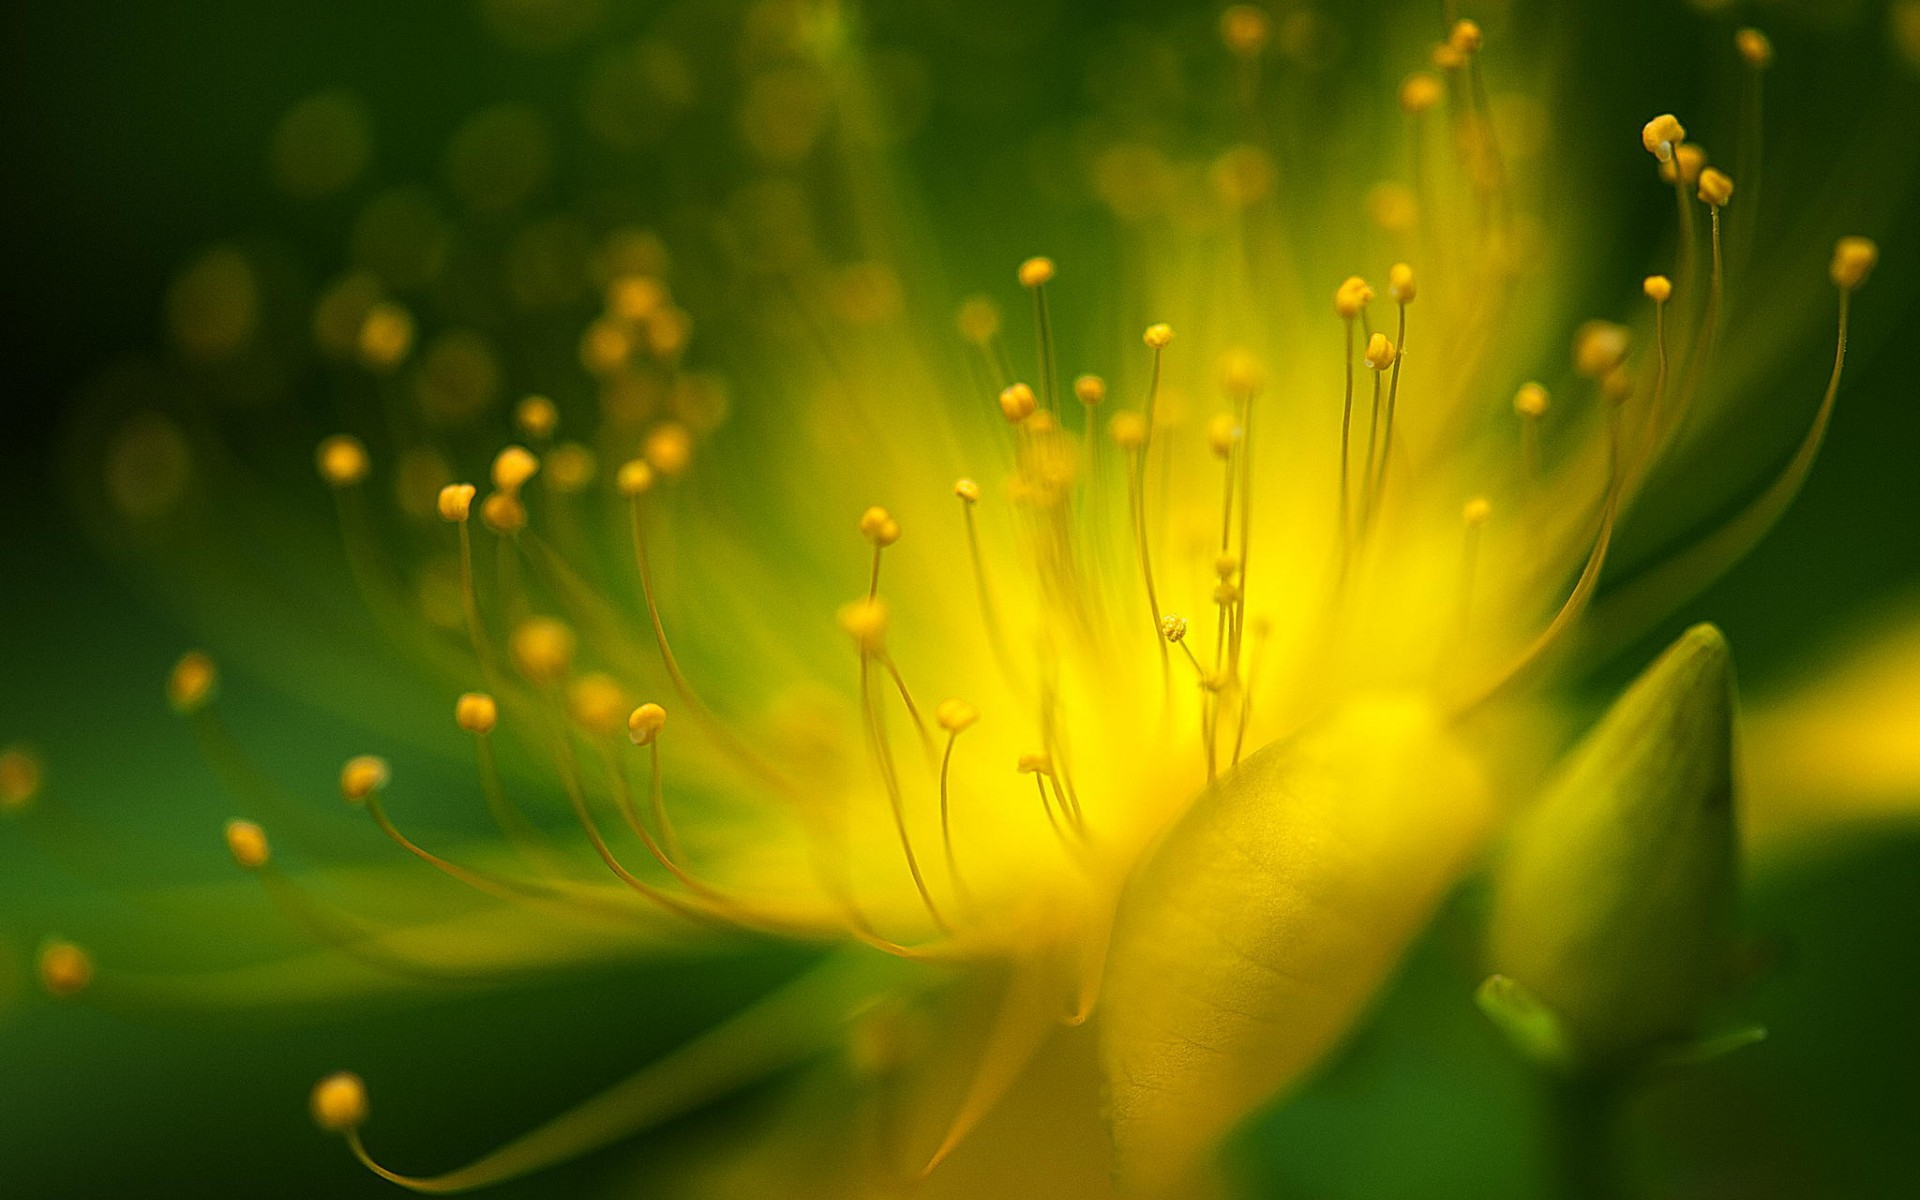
[1487,625,1740,1069]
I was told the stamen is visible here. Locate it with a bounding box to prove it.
[491,445,540,494]
[1361,331,1398,532]
[626,703,680,863]
[622,481,795,794]
[1018,257,1060,411]
[1587,238,1876,646]
[0,744,42,813]
[439,484,497,679]
[1334,277,1372,549]
[1459,497,1492,629]
[1733,28,1772,269]
[224,818,271,870]
[1018,753,1064,840]
[38,939,94,998]
[1645,114,1699,300]
[323,958,880,1195]
[1132,326,1175,686]
[1641,276,1674,456]
[316,435,371,489]
[312,1072,369,1136]
[840,599,948,933]
[998,382,1038,425]
[1698,168,1734,347]
[1514,382,1549,485]
[934,699,979,902]
[513,395,559,443]
[1370,264,1416,516]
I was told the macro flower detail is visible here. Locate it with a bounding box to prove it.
[7,2,1920,1198]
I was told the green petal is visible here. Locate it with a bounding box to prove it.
[1100,696,1490,1196]
[1488,624,1739,1070]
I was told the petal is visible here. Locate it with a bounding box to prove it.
[1742,599,1920,852]
[1099,696,1490,1196]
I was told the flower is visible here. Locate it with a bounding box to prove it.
[12,2,1911,1196]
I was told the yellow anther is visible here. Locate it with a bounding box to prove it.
[627,702,667,746]
[38,941,93,998]
[1214,553,1241,581]
[1696,168,1735,207]
[1399,72,1444,115]
[339,755,390,803]
[1220,4,1270,56]
[1213,580,1241,606]
[0,745,42,812]
[224,818,271,870]
[491,445,540,493]
[1142,322,1176,350]
[168,651,219,715]
[935,699,979,734]
[607,274,667,322]
[837,597,889,655]
[545,443,596,493]
[357,302,414,370]
[455,692,498,734]
[310,1072,369,1134]
[1643,275,1674,304]
[953,477,982,504]
[1736,28,1774,69]
[956,296,1001,344]
[513,395,559,440]
[1364,332,1398,370]
[1218,350,1265,395]
[1334,275,1374,318]
[1463,496,1493,527]
[1017,257,1055,289]
[1602,365,1635,405]
[1109,411,1148,449]
[437,482,476,522]
[1159,614,1189,643]
[1831,236,1879,291]
[316,434,370,487]
[1449,19,1484,55]
[616,459,655,497]
[1016,752,1052,775]
[480,491,527,534]
[644,422,693,478]
[509,616,576,683]
[1207,413,1240,458]
[568,673,629,737]
[1431,42,1466,71]
[859,505,901,547]
[644,307,693,359]
[1387,262,1417,305]
[998,382,1038,424]
[1660,143,1708,187]
[1073,374,1107,406]
[1641,114,1687,163]
[1573,321,1631,379]
[1514,382,1550,418]
[1026,410,1060,436]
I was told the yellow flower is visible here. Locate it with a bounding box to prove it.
[24,3,1904,1196]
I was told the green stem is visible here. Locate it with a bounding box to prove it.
[1548,1074,1618,1200]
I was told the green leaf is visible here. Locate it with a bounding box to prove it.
[1475,973,1572,1069]
[1488,624,1740,1070]
[1099,696,1490,1196]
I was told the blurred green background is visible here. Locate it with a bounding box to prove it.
[3,1,1919,1196]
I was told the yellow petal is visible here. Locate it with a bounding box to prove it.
[1742,598,1920,852]
[1099,696,1489,1196]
